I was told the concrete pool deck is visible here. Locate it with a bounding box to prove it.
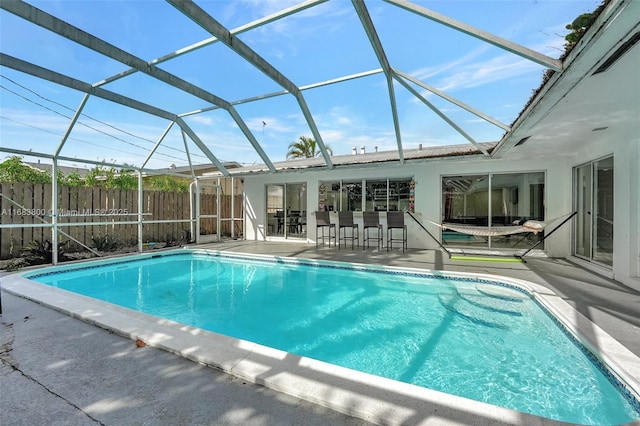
[1,241,640,425]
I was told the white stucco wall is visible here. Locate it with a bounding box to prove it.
[244,155,571,253]
[570,127,640,291]
[243,139,638,290]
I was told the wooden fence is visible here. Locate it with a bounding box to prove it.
[0,183,243,259]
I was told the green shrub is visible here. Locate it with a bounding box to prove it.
[21,239,69,264]
[91,235,121,252]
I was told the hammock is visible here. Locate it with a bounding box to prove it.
[427,219,546,237]
[411,211,577,261]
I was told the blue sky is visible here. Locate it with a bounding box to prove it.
[0,0,601,170]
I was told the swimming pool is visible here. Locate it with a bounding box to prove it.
[6,249,640,425]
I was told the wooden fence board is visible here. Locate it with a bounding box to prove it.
[31,184,43,243]
[78,186,90,247]
[1,183,16,258]
[152,191,160,242]
[89,187,99,241]
[130,188,137,243]
[42,184,52,243]
[1,183,243,259]
[23,184,35,245]
[167,191,174,239]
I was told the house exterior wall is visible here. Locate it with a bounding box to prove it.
[244,155,570,253]
[243,139,639,290]
[570,127,639,291]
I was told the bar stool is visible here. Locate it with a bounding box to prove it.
[315,211,336,247]
[338,211,359,249]
[386,211,407,252]
[362,211,382,250]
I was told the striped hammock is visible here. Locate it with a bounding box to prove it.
[428,220,546,237]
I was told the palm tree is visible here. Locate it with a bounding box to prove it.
[286,136,333,159]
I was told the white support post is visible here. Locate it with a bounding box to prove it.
[195,180,201,244]
[230,177,235,239]
[217,177,221,242]
[189,180,197,243]
[51,159,58,265]
[242,178,246,241]
[138,171,143,253]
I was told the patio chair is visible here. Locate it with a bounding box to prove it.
[338,211,359,249]
[288,211,302,234]
[386,211,407,252]
[275,210,284,234]
[315,211,336,247]
[362,211,382,250]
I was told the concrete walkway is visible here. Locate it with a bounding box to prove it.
[0,291,369,426]
[1,241,639,425]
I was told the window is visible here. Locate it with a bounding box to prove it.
[320,178,413,212]
[342,181,362,211]
[319,181,339,211]
[366,179,387,211]
[441,172,545,249]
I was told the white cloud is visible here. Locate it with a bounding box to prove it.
[430,54,539,93]
[411,44,491,82]
[234,0,352,57]
[188,115,215,125]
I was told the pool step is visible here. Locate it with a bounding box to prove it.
[456,292,522,317]
[437,282,529,328]
[475,284,527,302]
[438,294,509,329]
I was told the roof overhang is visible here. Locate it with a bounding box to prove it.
[492,0,640,160]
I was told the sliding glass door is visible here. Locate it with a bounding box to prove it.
[442,175,489,247]
[265,183,307,239]
[441,172,545,249]
[574,157,614,266]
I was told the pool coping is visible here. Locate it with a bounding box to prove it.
[3,248,640,425]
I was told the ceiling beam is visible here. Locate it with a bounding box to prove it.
[94,0,328,87]
[0,1,231,108]
[1,0,274,173]
[175,118,230,176]
[384,0,563,71]
[0,53,176,121]
[351,0,404,163]
[0,53,230,173]
[392,70,491,156]
[180,68,385,118]
[54,93,90,157]
[394,69,511,132]
[141,122,175,170]
[167,0,334,169]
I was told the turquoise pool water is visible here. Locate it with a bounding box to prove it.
[26,251,640,425]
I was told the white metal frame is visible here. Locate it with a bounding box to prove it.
[0,0,575,263]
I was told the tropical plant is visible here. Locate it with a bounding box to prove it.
[85,165,137,190]
[110,169,137,190]
[58,171,85,187]
[21,239,69,264]
[564,12,597,47]
[147,175,190,193]
[0,157,142,190]
[0,156,51,184]
[286,136,333,160]
[91,234,121,251]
